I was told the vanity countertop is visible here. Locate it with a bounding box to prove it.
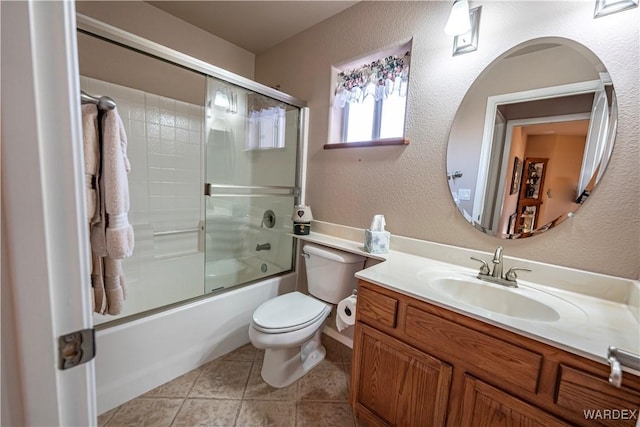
[293,230,640,372]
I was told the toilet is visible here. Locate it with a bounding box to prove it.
[248,243,365,388]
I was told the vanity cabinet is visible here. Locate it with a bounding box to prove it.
[351,280,640,427]
[460,376,570,427]
[354,325,452,426]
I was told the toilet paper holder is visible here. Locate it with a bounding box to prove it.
[336,290,358,332]
[342,290,357,316]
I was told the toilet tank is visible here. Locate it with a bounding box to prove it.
[302,243,365,304]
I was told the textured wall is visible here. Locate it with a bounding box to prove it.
[255,1,639,279]
[76,0,255,79]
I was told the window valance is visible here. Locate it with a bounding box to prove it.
[334,51,410,108]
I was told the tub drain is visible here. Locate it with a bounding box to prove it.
[261,263,268,273]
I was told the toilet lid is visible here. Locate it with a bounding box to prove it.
[253,292,329,332]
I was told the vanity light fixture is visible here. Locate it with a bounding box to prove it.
[444,0,472,36]
[452,6,482,56]
[594,0,638,18]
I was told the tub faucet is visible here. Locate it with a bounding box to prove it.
[256,243,271,251]
[470,246,531,288]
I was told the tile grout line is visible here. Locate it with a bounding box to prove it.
[234,348,259,426]
[102,338,356,426]
[167,397,187,427]
[170,362,209,426]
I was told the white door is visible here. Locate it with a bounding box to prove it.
[2,1,96,425]
[577,82,610,197]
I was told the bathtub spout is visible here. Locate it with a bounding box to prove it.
[256,243,271,251]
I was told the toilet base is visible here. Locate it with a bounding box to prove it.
[260,328,326,388]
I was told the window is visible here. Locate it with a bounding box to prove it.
[329,44,411,148]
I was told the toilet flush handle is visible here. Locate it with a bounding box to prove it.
[301,252,310,259]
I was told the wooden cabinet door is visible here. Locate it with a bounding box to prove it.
[354,323,452,427]
[460,376,571,427]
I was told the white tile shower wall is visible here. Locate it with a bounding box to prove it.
[81,76,205,325]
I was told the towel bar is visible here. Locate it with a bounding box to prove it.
[153,227,201,237]
[607,346,640,388]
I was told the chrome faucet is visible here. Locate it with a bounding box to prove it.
[471,246,531,288]
[255,243,271,251]
[491,246,504,279]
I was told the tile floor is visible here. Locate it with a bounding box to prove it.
[98,335,362,427]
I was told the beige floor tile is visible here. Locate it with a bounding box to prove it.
[143,367,202,398]
[103,336,357,426]
[243,359,299,401]
[189,360,252,399]
[298,362,348,402]
[236,400,296,427]
[105,397,183,427]
[97,407,118,427]
[221,343,258,362]
[296,402,356,427]
[172,398,240,427]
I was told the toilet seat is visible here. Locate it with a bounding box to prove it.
[252,291,330,334]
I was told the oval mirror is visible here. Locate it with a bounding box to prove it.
[447,38,617,239]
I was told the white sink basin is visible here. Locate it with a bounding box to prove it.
[416,270,585,322]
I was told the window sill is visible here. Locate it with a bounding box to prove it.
[323,137,410,149]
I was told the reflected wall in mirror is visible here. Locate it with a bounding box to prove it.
[447,38,617,239]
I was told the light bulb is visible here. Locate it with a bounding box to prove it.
[444,0,472,36]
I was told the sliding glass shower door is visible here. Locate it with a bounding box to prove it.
[204,76,300,293]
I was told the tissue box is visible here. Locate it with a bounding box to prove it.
[364,230,390,254]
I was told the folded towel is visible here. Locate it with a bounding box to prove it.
[91,253,107,315]
[82,104,99,176]
[91,222,107,258]
[84,105,134,316]
[82,105,101,224]
[101,108,135,259]
[103,258,126,315]
[106,224,134,259]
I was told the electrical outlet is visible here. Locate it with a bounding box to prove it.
[458,189,471,201]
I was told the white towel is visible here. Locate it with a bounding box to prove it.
[101,108,134,260]
[83,105,134,316]
[81,105,99,223]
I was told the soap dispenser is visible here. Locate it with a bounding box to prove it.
[364,214,390,254]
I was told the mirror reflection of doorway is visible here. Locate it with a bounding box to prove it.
[501,120,588,235]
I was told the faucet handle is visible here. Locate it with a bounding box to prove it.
[505,267,531,282]
[470,257,491,275]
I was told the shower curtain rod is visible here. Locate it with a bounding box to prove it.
[81,90,117,110]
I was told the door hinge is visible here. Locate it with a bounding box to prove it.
[58,328,95,370]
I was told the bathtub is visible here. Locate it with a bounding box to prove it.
[205,256,286,293]
[94,271,296,414]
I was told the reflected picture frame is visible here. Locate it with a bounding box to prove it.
[594,0,638,18]
[510,157,523,195]
[508,212,518,235]
[453,6,482,56]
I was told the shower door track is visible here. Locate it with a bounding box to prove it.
[77,13,309,207]
[76,15,306,109]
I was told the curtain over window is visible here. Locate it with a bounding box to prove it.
[334,52,410,108]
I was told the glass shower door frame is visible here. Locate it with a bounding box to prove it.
[77,13,309,307]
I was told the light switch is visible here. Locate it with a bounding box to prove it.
[458,189,471,201]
